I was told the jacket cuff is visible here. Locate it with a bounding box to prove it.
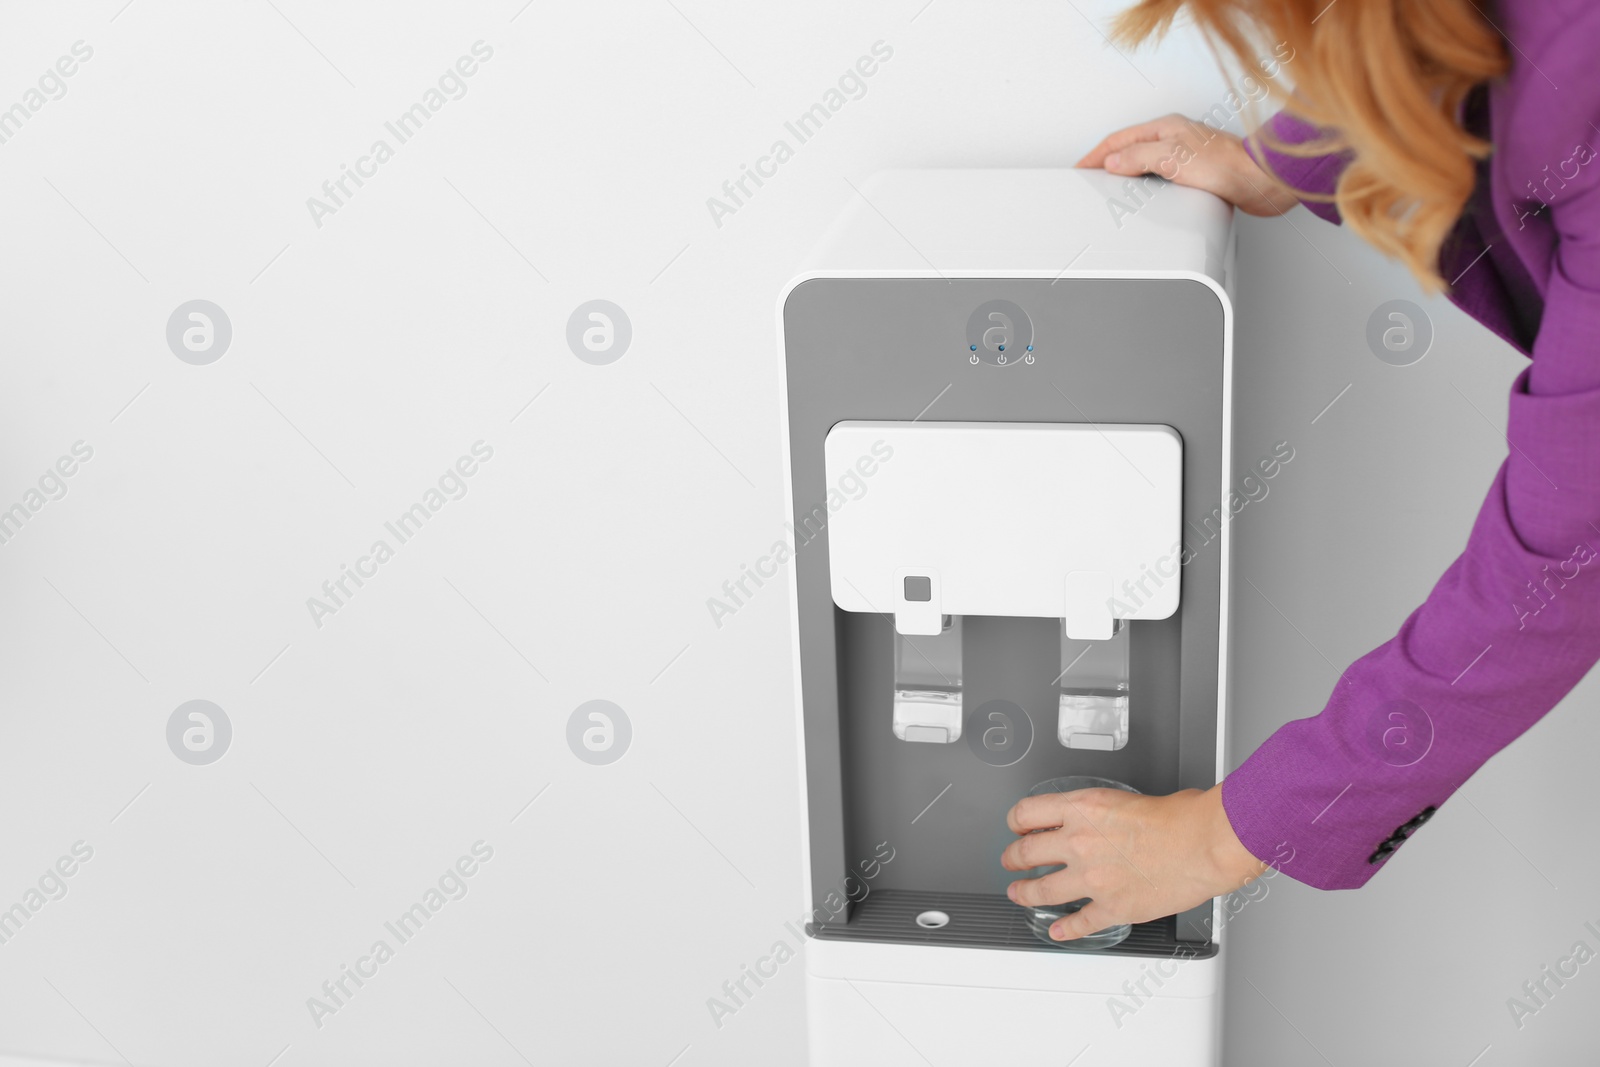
[1243,109,1351,226]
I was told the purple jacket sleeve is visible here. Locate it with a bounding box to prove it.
[1221,163,1600,889]
[1242,109,1351,225]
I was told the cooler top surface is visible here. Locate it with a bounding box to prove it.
[793,168,1233,284]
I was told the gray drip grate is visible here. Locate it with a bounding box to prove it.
[809,887,1218,960]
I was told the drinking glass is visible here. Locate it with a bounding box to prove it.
[1014,775,1141,950]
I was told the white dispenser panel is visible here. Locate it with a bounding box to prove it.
[825,420,1183,637]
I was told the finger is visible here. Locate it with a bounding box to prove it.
[1105,140,1256,207]
[1075,115,1183,167]
[1074,113,1190,168]
[1009,787,1122,836]
[1008,866,1088,908]
[1049,902,1115,942]
[1001,825,1073,871]
[1102,139,1190,181]
[1005,794,1069,835]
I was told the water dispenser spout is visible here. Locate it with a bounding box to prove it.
[1057,617,1130,750]
[892,615,964,743]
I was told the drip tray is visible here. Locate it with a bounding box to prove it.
[809,888,1217,959]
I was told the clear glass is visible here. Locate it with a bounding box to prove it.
[1015,775,1142,950]
[892,615,964,743]
[1057,619,1130,750]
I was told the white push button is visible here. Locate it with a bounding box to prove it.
[1063,571,1115,641]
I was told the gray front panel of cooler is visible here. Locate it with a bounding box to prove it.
[784,277,1226,955]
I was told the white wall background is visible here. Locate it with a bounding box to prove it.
[0,1,1594,1064]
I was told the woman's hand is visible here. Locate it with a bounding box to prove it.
[1076,113,1300,217]
[1002,783,1266,941]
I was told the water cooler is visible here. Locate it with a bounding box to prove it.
[777,169,1236,1065]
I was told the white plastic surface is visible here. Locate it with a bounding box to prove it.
[825,421,1183,637]
[806,939,1221,1066]
[793,169,1234,285]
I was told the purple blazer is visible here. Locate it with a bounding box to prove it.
[1227,5,1600,889]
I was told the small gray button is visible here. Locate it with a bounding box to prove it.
[903,576,931,602]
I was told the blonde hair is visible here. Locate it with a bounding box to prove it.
[1112,0,1508,292]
